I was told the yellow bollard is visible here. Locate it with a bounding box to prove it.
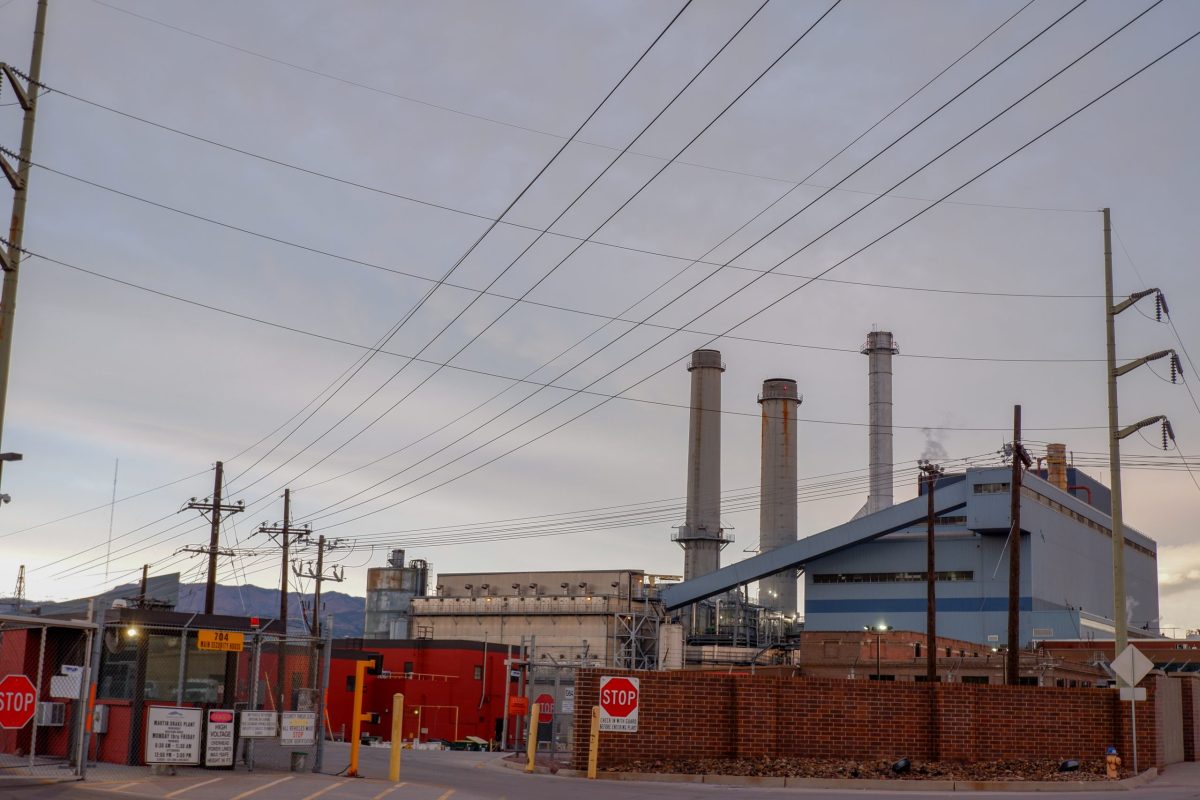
[524,704,538,773]
[348,660,369,778]
[586,706,600,780]
[389,693,404,782]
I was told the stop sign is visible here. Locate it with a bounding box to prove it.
[0,674,37,730]
[534,693,554,724]
[598,676,639,732]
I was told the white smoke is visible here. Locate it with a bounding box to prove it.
[920,428,948,462]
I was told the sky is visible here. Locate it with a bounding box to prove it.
[0,0,1198,633]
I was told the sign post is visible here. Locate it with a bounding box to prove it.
[1110,644,1154,775]
[598,676,639,733]
[0,674,36,730]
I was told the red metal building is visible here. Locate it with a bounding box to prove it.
[328,639,513,745]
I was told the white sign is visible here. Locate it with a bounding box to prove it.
[280,712,317,746]
[1120,687,1148,701]
[145,706,202,764]
[239,710,278,738]
[561,686,575,714]
[205,710,235,767]
[1111,644,1154,688]
[598,676,639,733]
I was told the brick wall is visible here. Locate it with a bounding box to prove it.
[1179,676,1200,762]
[571,669,1162,771]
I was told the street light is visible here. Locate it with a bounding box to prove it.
[864,624,893,679]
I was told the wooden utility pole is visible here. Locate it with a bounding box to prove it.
[294,535,344,639]
[1007,405,1030,685]
[919,460,944,682]
[259,489,309,711]
[0,0,49,496]
[185,461,244,614]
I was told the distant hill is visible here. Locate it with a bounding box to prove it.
[175,583,365,638]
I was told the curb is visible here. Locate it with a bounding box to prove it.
[549,766,1159,791]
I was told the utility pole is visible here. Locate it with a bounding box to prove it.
[293,535,344,639]
[138,564,148,608]
[184,461,244,614]
[258,489,309,712]
[1007,405,1031,686]
[0,0,49,497]
[1102,207,1181,661]
[919,460,943,682]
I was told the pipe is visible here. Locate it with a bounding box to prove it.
[1068,485,1093,505]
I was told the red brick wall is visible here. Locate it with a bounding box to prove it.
[1180,676,1200,762]
[571,669,1161,771]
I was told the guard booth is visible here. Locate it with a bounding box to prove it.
[89,607,325,770]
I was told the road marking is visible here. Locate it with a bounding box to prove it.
[230,776,293,800]
[165,777,223,798]
[300,780,349,800]
[107,782,144,793]
[370,783,406,800]
[434,791,455,800]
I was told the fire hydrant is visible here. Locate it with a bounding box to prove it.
[1106,746,1122,779]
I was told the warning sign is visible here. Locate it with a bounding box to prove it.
[198,630,244,652]
[145,706,202,764]
[280,712,316,746]
[239,710,277,738]
[205,710,235,768]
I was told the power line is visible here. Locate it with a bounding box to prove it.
[221,0,698,489]
[241,0,1103,523]
[295,0,1147,527]
[225,1,844,501]
[84,0,1095,217]
[307,15,1199,532]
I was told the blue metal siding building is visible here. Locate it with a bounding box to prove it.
[802,467,1159,645]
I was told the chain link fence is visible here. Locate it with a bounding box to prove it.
[0,615,96,784]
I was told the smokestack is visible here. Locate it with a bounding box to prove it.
[1046,443,1068,491]
[862,331,898,515]
[675,349,728,581]
[758,378,800,614]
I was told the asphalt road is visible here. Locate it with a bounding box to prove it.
[3,747,1200,800]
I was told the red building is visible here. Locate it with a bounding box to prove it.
[328,639,513,745]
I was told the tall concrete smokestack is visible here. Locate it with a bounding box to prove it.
[758,378,800,614]
[675,349,728,581]
[862,331,898,515]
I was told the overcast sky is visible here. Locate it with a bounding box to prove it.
[1,0,1198,632]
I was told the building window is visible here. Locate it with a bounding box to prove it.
[812,570,974,584]
[973,482,1010,494]
[961,675,989,685]
[868,674,895,681]
[474,665,483,680]
[935,516,968,526]
[914,643,921,658]
[403,661,414,674]
[914,675,941,682]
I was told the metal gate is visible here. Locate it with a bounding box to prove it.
[0,614,97,783]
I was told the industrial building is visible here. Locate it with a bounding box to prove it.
[364,330,1162,667]
[406,569,661,666]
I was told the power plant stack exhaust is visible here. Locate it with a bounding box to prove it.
[674,349,730,581]
[1046,443,1068,491]
[862,331,899,515]
[758,378,800,614]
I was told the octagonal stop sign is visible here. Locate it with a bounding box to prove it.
[598,675,639,732]
[0,674,37,730]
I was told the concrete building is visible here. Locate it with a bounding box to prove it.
[409,569,662,666]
